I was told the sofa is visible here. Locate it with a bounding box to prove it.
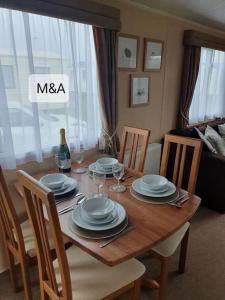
[170,118,225,213]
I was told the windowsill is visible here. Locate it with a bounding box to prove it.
[187,117,225,127]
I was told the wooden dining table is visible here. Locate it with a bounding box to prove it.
[14,161,201,267]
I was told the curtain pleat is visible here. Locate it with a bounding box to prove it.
[178,46,201,128]
[92,26,118,157]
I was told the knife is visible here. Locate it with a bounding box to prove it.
[99,225,135,248]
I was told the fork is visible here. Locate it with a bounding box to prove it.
[169,196,189,208]
[55,192,83,205]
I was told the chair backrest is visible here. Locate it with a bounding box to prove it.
[160,134,203,194]
[17,170,72,300]
[118,126,150,175]
[0,166,26,257]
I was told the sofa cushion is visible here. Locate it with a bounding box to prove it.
[206,125,225,156]
[195,127,217,154]
[196,125,225,156]
[218,123,225,138]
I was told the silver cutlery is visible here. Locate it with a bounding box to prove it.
[99,225,135,248]
[58,207,74,215]
[55,192,83,205]
[169,196,189,208]
[58,195,86,215]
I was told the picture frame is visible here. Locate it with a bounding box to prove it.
[144,38,164,71]
[130,74,150,107]
[117,33,139,71]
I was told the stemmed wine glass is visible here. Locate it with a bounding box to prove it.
[73,147,87,174]
[92,171,106,197]
[55,153,67,173]
[110,163,126,193]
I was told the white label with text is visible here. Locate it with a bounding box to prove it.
[29,74,69,103]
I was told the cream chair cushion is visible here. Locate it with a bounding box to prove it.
[20,220,37,257]
[152,222,190,257]
[20,220,68,257]
[53,245,145,300]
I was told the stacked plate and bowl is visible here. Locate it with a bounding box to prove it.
[70,196,128,239]
[88,157,121,176]
[40,173,78,200]
[131,174,179,204]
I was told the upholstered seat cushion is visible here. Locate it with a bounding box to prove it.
[152,222,190,257]
[20,220,68,257]
[53,245,145,300]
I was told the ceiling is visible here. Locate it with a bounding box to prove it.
[131,0,225,31]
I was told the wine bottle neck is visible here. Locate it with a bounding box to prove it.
[60,136,66,145]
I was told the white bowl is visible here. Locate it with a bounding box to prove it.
[81,197,115,220]
[96,157,118,170]
[40,173,67,189]
[141,175,168,191]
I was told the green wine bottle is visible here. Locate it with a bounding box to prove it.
[58,128,71,173]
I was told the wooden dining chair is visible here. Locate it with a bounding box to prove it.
[143,134,203,300]
[119,126,150,176]
[0,166,34,300]
[17,169,146,300]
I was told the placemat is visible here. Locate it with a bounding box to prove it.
[129,187,186,204]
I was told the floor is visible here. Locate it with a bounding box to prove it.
[0,207,224,300]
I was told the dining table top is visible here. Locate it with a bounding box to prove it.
[14,161,201,267]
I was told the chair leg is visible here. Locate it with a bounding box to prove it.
[178,227,190,274]
[20,257,33,300]
[128,278,142,300]
[7,250,18,292]
[158,256,170,300]
[40,288,49,300]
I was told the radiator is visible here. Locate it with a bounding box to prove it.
[124,143,162,175]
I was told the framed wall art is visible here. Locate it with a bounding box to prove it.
[117,33,139,71]
[144,38,164,71]
[130,74,150,107]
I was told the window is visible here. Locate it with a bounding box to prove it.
[189,47,225,124]
[0,8,101,169]
[1,65,15,89]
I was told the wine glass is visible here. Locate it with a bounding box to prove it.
[73,148,87,174]
[55,153,67,173]
[110,163,126,193]
[92,171,106,196]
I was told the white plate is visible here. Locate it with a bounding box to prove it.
[132,179,176,198]
[68,216,128,240]
[81,208,117,225]
[130,187,180,204]
[88,162,122,175]
[71,202,126,231]
[53,177,78,196]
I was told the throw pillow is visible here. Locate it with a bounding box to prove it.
[218,123,225,138]
[195,127,217,154]
[205,125,225,156]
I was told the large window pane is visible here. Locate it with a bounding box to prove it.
[189,47,225,124]
[0,8,101,168]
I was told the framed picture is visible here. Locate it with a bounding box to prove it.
[130,74,150,107]
[117,33,139,71]
[144,38,164,71]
